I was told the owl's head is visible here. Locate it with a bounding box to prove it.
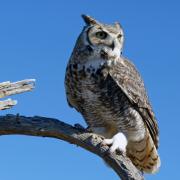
[78,15,124,59]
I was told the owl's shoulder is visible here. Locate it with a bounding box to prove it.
[109,56,151,109]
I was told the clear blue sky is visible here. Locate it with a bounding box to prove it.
[0,0,179,179]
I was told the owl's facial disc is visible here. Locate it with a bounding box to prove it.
[85,25,123,59]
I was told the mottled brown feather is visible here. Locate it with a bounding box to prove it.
[109,56,159,148]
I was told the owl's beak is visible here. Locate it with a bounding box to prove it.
[110,41,115,50]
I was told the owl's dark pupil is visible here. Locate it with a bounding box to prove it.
[99,32,104,37]
[96,31,107,39]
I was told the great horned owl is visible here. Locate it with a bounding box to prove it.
[65,15,160,173]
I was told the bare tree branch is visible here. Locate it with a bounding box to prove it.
[0,79,35,110]
[0,114,143,180]
[0,79,144,180]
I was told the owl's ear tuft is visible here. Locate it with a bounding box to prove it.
[81,14,98,26]
[114,22,121,30]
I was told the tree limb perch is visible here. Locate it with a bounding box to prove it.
[0,114,143,180]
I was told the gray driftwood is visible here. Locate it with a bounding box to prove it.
[0,79,35,110]
[0,80,143,180]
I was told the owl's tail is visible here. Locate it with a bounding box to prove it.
[126,132,161,173]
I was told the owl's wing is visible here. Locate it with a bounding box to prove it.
[108,57,159,148]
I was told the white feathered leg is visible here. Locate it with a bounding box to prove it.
[102,132,127,153]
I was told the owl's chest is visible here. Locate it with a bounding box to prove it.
[66,60,125,113]
[66,60,104,104]
[66,59,131,128]
[69,61,105,99]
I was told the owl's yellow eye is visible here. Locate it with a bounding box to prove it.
[95,31,108,39]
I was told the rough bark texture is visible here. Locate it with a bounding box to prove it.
[0,80,144,180]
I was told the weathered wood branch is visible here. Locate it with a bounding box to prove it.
[0,115,143,180]
[0,79,35,110]
[0,79,143,180]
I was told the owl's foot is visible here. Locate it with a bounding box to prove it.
[101,132,127,153]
